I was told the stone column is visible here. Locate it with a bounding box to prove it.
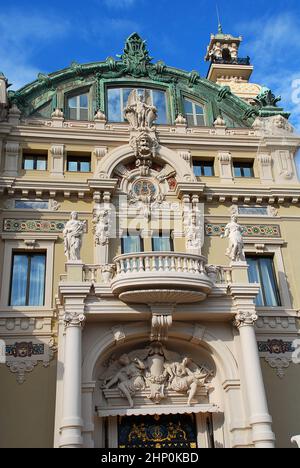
[60,310,85,448]
[234,310,275,448]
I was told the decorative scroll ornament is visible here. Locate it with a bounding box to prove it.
[221,215,245,262]
[234,311,258,328]
[119,33,152,78]
[63,212,87,262]
[101,343,213,407]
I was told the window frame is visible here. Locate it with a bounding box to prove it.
[106,86,170,125]
[0,237,57,310]
[246,254,282,307]
[151,231,174,252]
[66,155,92,173]
[65,87,91,121]
[193,160,215,177]
[121,231,144,255]
[183,97,206,127]
[9,251,47,307]
[22,153,48,171]
[233,161,254,178]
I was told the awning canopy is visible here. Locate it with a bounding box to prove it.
[97,404,221,418]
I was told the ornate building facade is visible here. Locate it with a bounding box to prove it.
[0,30,300,449]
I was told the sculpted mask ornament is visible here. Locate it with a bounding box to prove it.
[101,343,213,408]
[63,212,87,262]
[221,215,245,262]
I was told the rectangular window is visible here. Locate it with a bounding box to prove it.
[233,162,254,178]
[67,93,89,121]
[246,255,281,307]
[152,233,174,252]
[238,206,269,216]
[193,160,214,177]
[67,156,91,172]
[10,253,46,306]
[107,87,169,125]
[184,98,205,126]
[23,154,47,171]
[121,232,144,254]
[15,200,49,210]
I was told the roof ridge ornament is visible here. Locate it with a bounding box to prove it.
[119,32,153,78]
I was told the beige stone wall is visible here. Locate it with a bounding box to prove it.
[262,361,300,448]
[0,361,57,448]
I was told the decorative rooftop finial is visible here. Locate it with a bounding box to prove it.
[119,32,153,78]
[216,4,223,34]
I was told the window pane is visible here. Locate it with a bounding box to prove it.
[80,94,88,108]
[186,115,195,127]
[234,166,242,177]
[28,255,46,306]
[152,236,173,252]
[24,157,34,170]
[195,104,204,115]
[193,163,202,177]
[68,96,77,108]
[153,90,167,124]
[36,157,47,171]
[68,160,78,172]
[80,108,89,121]
[243,166,253,177]
[247,257,264,306]
[69,108,77,120]
[122,236,143,254]
[196,114,205,126]
[260,258,280,307]
[15,200,49,210]
[10,255,29,306]
[203,164,214,176]
[108,88,122,122]
[80,161,91,172]
[184,99,193,114]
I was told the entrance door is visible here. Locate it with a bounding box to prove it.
[118,414,198,449]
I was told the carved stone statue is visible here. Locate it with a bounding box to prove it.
[63,212,86,262]
[164,357,211,406]
[100,343,213,408]
[124,89,157,130]
[94,210,110,246]
[103,354,146,408]
[221,215,245,262]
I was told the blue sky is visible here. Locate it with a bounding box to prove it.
[1,0,300,129]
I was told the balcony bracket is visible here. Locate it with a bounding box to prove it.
[150,305,174,342]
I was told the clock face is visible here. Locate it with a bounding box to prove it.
[132,179,157,198]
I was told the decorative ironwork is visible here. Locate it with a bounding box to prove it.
[211,57,251,65]
[119,33,152,78]
[118,414,197,449]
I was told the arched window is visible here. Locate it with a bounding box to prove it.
[67,92,89,120]
[107,87,169,124]
[183,98,205,126]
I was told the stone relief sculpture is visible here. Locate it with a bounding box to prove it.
[63,212,87,262]
[101,343,213,407]
[124,89,157,130]
[94,209,110,246]
[221,215,245,262]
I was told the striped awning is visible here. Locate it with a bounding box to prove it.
[97,404,221,418]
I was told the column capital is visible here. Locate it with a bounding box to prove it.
[64,311,86,328]
[234,310,258,329]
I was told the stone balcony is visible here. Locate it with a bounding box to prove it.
[110,252,214,304]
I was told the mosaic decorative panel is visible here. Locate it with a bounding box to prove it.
[205,224,281,238]
[257,340,295,354]
[3,219,67,233]
[6,342,45,358]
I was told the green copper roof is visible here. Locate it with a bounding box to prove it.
[8,33,289,124]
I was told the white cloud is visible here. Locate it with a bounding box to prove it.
[238,13,300,131]
[103,0,137,8]
[0,10,71,90]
